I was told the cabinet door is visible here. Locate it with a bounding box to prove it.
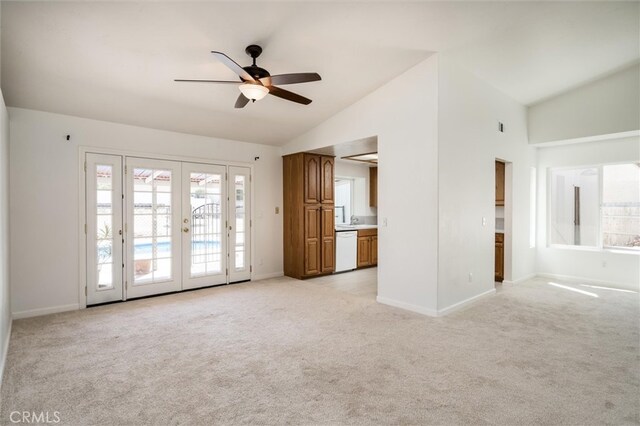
[369,167,377,207]
[357,236,371,267]
[320,156,335,204]
[495,242,504,281]
[371,235,378,265]
[321,206,335,273]
[304,205,321,276]
[495,161,505,206]
[304,154,321,204]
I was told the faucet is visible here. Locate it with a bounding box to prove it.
[350,215,360,225]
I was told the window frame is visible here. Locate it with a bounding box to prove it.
[546,161,639,255]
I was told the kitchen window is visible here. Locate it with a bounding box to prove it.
[548,162,639,252]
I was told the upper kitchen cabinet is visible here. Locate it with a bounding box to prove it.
[304,154,334,204]
[495,161,505,206]
[369,167,378,207]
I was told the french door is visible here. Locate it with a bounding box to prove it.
[182,163,227,290]
[125,157,182,299]
[85,154,251,305]
[86,154,124,305]
[229,166,251,283]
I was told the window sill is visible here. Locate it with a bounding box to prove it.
[547,244,640,256]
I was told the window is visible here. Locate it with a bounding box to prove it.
[530,167,536,248]
[602,163,640,251]
[548,163,640,251]
[334,178,353,224]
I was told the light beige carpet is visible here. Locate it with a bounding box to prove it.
[1,273,638,425]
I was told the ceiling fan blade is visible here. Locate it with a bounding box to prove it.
[261,73,321,86]
[235,93,250,109]
[174,79,239,84]
[268,86,312,105]
[211,51,255,82]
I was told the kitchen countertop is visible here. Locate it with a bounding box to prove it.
[335,224,378,231]
[495,230,505,234]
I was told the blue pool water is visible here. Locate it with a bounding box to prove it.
[99,241,220,259]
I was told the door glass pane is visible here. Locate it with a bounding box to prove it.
[132,168,173,284]
[190,172,222,277]
[96,165,114,290]
[234,176,246,270]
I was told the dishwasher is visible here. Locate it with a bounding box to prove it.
[335,230,358,272]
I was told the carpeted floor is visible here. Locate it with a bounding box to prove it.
[1,271,638,425]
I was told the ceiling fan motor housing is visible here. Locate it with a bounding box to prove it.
[242,44,270,81]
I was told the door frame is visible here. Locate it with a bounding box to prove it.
[78,146,255,309]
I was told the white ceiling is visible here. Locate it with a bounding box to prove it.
[2,1,638,145]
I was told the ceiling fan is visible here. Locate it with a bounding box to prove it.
[175,45,321,108]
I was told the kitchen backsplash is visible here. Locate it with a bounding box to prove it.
[352,215,377,225]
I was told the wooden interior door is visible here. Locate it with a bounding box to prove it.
[304,154,321,204]
[321,156,334,204]
[304,205,321,275]
[321,206,335,273]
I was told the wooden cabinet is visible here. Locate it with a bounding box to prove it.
[495,161,505,206]
[321,156,335,205]
[304,154,321,204]
[283,152,336,279]
[321,206,335,273]
[369,167,378,207]
[495,233,504,282]
[357,228,378,268]
[304,206,321,276]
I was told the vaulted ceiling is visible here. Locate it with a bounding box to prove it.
[2,1,638,145]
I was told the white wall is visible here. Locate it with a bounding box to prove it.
[334,160,376,218]
[283,56,440,315]
[528,64,640,144]
[437,55,537,310]
[9,108,283,317]
[536,136,640,289]
[0,90,11,382]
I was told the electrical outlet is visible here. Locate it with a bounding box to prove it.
[602,261,607,268]
[275,207,279,214]
[259,258,264,266]
[482,217,487,226]
[468,273,473,283]
[382,217,388,227]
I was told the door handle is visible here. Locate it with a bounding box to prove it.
[183,227,189,233]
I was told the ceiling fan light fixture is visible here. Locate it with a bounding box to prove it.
[239,83,269,101]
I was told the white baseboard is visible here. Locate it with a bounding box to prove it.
[12,303,79,320]
[376,296,438,317]
[437,288,496,316]
[536,273,638,291]
[252,271,284,281]
[0,320,12,390]
[502,273,537,285]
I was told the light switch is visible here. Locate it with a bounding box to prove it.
[382,217,388,227]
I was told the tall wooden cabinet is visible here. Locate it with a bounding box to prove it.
[284,153,335,279]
